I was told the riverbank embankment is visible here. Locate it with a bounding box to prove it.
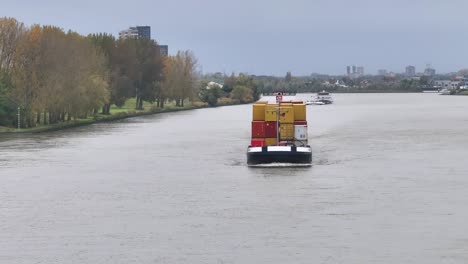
[0,100,244,134]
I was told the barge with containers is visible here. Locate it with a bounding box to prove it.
[247,92,312,166]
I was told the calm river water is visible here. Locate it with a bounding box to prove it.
[1,93,468,263]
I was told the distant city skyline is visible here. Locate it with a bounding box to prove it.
[3,0,468,76]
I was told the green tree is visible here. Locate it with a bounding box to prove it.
[88,33,122,114]
[0,17,25,73]
[199,82,222,106]
[235,73,259,101]
[0,76,16,126]
[163,50,198,107]
[231,85,253,103]
[285,71,292,82]
[222,73,236,93]
[10,25,109,127]
[134,38,164,109]
[457,69,468,76]
[0,17,25,126]
[419,75,430,86]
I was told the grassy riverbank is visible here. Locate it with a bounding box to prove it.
[0,98,241,134]
[456,91,468,95]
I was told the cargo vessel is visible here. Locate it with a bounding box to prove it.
[247,92,312,166]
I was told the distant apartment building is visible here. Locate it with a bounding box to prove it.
[159,45,168,57]
[136,26,151,39]
[346,65,364,77]
[405,65,416,76]
[357,66,364,76]
[378,69,387,76]
[119,25,169,56]
[433,80,460,89]
[424,65,436,76]
[119,26,151,39]
[119,27,138,39]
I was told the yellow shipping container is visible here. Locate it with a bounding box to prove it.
[264,137,277,146]
[252,104,266,121]
[280,123,294,140]
[256,101,268,104]
[265,105,295,123]
[265,104,278,121]
[279,107,294,123]
[293,104,306,121]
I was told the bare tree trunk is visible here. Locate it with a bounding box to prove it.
[50,112,56,124]
[26,114,32,128]
[101,104,110,114]
[139,99,143,110]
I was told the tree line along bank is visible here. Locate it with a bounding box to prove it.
[0,17,260,129]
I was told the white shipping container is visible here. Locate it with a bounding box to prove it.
[294,125,308,140]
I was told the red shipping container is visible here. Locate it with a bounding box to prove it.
[294,121,307,126]
[265,121,278,138]
[251,139,265,147]
[252,121,266,138]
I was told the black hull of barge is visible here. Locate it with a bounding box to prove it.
[247,146,312,165]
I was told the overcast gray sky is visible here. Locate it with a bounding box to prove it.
[2,0,468,75]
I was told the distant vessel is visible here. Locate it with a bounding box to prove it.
[247,92,312,166]
[422,86,441,93]
[316,90,334,104]
[306,90,333,105]
[439,88,451,95]
[305,100,325,105]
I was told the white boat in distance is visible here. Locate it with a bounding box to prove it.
[305,100,325,105]
[306,90,334,105]
[439,88,451,95]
